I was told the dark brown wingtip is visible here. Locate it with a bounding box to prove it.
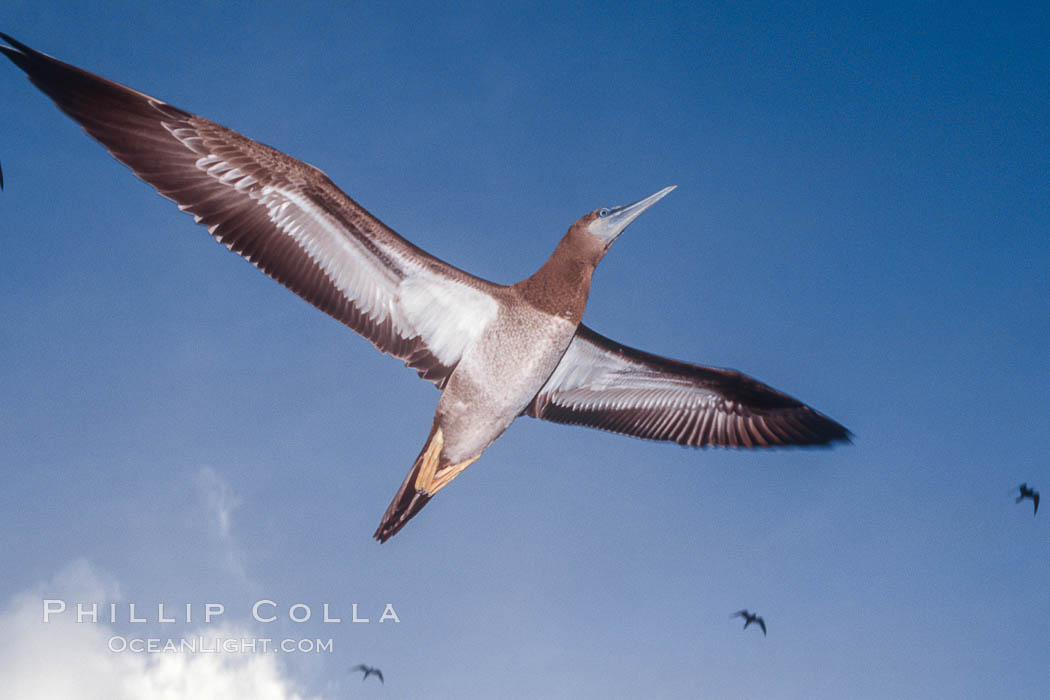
[720,370,853,448]
[0,32,31,52]
[0,32,16,188]
[805,412,853,447]
[716,368,853,447]
[0,32,192,123]
[0,32,42,70]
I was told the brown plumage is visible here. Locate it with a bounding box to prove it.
[2,34,851,543]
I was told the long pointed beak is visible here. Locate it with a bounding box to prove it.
[590,185,676,246]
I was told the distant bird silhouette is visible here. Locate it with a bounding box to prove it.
[732,609,766,635]
[1017,483,1040,515]
[352,664,384,683]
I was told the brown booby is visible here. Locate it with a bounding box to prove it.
[1016,483,1039,515]
[1,34,851,543]
[351,664,384,683]
[731,609,767,636]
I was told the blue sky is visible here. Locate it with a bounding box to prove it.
[1,1,1047,698]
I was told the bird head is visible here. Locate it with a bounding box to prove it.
[583,185,676,253]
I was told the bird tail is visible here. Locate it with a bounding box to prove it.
[373,425,439,543]
[373,424,480,543]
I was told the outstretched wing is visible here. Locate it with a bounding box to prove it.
[0,34,501,388]
[757,618,767,635]
[527,325,851,448]
[731,610,749,618]
[375,670,384,683]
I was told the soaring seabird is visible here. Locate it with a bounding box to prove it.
[1016,483,1039,515]
[351,664,384,683]
[731,609,767,635]
[1,35,851,542]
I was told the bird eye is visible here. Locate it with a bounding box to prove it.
[598,208,611,218]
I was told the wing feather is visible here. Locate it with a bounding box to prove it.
[1,34,501,387]
[527,325,851,448]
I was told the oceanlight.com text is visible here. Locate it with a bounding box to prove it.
[108,635,335,654]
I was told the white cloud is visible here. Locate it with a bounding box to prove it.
[197,466,239,541]
[196,466,249,584]
[0,561,320,700]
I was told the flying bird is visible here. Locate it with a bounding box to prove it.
[1,34,851,542]
[351,664,384,683]
[1017,483,1039,515]
[732,609,767,636]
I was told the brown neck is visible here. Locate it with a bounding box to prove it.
[514,224,604,323]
